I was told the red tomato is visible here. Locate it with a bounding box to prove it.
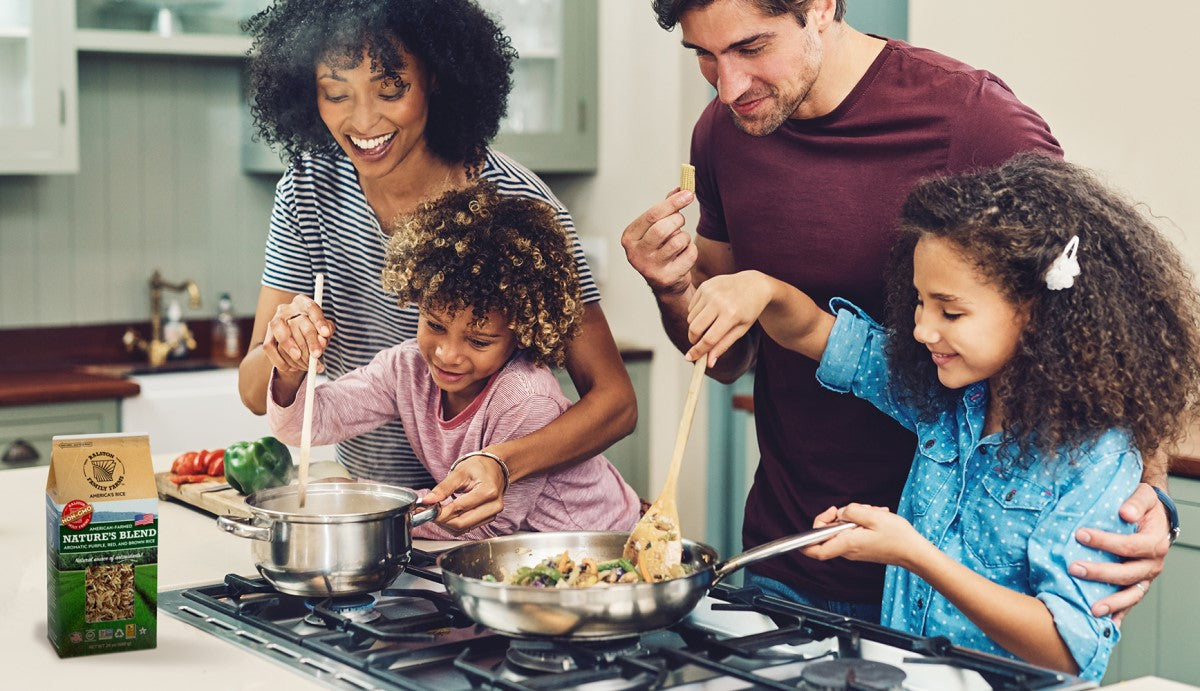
[188,450,211,475]
[171,451,199,475]
[206,449,225,477]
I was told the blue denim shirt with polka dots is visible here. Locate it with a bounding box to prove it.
[815,299,1141,682]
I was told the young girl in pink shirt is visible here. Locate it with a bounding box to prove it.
[267,182,641,539]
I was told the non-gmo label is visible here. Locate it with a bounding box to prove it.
[61,500,93,531]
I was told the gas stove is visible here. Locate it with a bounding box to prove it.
[160,550,1095,690]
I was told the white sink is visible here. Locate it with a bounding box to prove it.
[120,367,334,459]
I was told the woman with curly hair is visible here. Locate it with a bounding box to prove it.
[681,153,1200,680]
[237,0,636,532]
[267,183,641,539]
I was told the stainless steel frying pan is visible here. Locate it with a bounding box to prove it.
[436,524,853,639]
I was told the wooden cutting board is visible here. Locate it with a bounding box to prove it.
[155,472,252,518]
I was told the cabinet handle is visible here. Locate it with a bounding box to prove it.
[2,439,40,464]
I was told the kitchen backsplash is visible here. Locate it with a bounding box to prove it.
[0,54,275,328]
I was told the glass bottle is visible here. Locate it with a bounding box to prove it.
[211,293,243,366]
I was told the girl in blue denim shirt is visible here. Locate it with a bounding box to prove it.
[684,153,1200,681]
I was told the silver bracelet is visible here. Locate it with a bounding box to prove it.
[450,451,511,494]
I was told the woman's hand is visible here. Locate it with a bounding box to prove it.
[262,293,334,374]
[686,271,772,366]
[420,453,506,534]
[804,503,929,568]
[1070,483,1170,621]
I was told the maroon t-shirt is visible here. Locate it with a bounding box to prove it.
[693,39,1062,603]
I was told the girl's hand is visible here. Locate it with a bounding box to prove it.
[262,294,333,374]
[686,270,772,366]
[803,503,927,568]
[421,453,505,534]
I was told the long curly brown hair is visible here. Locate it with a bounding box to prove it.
[885,153,1200,463]
[381,182,582,368]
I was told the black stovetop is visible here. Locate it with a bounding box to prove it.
[159,549,1093,691]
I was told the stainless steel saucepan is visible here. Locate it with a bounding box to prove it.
[218,481,437,596]
[437,524,854,639]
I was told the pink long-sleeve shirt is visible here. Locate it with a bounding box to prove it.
[267,340,641,540]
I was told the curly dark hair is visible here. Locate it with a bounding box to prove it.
[652,0,845,30]
[381,182,583,368]
[243,0,515,167]
[884,152,1200,464]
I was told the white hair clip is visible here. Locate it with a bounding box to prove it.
[1044,235,1081,290]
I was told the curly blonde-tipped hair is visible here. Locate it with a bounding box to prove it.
[381,181,583,368]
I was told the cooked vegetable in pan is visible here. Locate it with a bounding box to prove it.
[485,550,692,587]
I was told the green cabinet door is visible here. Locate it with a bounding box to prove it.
[1103,476,1200,685]
[554,357,650,498]
[0,399,120,470]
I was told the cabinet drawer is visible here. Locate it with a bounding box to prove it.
[0,400,119,470]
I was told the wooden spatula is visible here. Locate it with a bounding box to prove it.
[296,272,325,509]
[624,356,707,581]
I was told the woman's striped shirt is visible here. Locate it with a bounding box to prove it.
[260,148,599,487]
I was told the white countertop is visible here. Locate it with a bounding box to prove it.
[1,454,446,690]
[8,454,1189,690]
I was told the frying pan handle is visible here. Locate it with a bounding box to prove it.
[711,522,857,584]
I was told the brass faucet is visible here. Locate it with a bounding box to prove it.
[123,270,202,368]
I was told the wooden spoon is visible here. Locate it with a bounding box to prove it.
[624,356,707,581]
[296,272,325,508]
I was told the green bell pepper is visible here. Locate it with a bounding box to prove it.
[224,436,294,495]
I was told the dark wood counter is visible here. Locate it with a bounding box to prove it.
[0,320,654,408]
[1171,456,1200,480]
[0,370,140,406]
[1168,421,1200,480]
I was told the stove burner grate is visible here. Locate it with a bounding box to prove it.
[303,593,380,625]
[506,637,647,673]
[800,658,907,691]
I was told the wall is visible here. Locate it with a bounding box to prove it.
[909,0,1200,272]
[0,54,275,328]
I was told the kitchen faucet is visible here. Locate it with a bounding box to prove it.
[123,269,202,368]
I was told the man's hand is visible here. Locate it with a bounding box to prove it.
[620,189,698,297]
[420,454,506,534]
[1070,483,1170,621]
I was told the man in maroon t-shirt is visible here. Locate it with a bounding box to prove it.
[622,0,1171,622]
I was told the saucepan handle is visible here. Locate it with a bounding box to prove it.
[409,501,439,527]
[217,514,272,541]
[712,522,857,585]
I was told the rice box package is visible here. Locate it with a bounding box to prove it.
[46,432,157,657]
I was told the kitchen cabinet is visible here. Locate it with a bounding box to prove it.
[554,356,651,498]
[481,0,598,173]
[0,398,118,470]
[0,0,78,173]
[705,372,757,560]
[243,0,599,174]
[1103,475,1200,687]
[119,366,333,458]
[74,0,255,57]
